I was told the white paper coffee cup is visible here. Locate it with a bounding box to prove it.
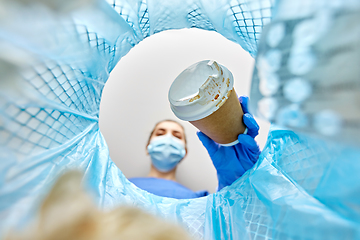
[168,60,246,146]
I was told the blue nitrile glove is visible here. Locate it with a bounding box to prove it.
[197,96,261,191]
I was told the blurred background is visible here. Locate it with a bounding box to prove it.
[99,28,270,193]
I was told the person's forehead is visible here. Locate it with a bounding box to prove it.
[155,121,184,134]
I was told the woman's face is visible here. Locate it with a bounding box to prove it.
[149,121,186,146]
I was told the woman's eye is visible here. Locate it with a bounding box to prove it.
[174,134,182,139]
[155,130,166,136]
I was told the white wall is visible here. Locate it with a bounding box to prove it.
[99,28,270,194]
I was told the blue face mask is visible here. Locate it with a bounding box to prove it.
[147,134,186,173]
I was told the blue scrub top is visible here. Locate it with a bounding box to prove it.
[129,177,209,199]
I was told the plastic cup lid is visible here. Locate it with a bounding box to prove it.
[168,60,234,121]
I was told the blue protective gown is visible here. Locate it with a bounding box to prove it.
[129,177,209,199]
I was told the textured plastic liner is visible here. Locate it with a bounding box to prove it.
[1,0,359,239]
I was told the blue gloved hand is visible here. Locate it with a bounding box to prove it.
[197,96,261,191]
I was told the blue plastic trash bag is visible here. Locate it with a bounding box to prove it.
[0,0,359,239]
